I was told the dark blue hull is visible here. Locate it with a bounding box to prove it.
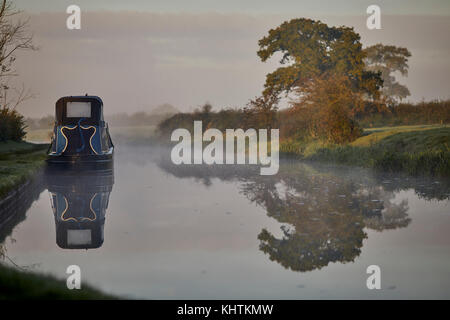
[46,153,114,170]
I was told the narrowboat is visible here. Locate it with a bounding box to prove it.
[47,95,114,169]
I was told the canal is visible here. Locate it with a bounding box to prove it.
[1,145,449,299]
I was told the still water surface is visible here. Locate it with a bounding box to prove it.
[1,146,450,299]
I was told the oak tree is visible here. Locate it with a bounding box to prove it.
[257,18,382,102]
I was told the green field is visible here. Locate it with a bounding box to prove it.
[351,124,448,147]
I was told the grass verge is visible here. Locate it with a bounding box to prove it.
[280,126,450,177]
[0,141,48,200]
[0,263,116,299]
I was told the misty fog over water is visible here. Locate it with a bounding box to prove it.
[1,144,449,299]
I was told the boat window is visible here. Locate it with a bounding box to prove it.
[66,101,91,118]
[67,229,92,245]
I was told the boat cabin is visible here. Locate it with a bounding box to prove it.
[47,95,114,166]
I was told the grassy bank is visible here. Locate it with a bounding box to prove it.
[0,141,48,199]
[280,125,450,176]
[0,263,116,299]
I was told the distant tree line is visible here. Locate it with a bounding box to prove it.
[106,108,177,127]
[158,100,450,140]
[158,105,245,137]
[356,100,450,127]
[25,103,179,130]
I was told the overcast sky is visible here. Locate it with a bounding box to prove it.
[11,0,450,117]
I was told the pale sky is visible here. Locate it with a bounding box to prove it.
[14,0,450,15]
[10,0,450,117]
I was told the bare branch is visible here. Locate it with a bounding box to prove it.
[0,0,36,110]
[0,0,6,19]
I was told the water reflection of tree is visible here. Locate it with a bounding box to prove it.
[239,169,410,272]
[156,153,449,272]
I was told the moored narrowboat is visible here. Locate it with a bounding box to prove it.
[47,95,114,168]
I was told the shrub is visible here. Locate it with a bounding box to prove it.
[0,108,27,142]
[313,103,363,144]
[289,74,364,144]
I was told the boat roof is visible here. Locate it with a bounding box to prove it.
[55,95,104,125]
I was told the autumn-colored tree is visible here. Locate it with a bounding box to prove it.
[291,73,363,143]
[255,18,383,143]
[364,44,411,103]
[257,18,382,102]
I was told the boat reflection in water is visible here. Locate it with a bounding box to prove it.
[44,167,114,249]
